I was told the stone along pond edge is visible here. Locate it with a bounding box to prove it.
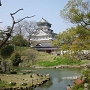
[0,73,50,90]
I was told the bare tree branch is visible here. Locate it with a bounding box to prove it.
[0,8,35,48]
[10,8,23,15]
[15,15,35,23]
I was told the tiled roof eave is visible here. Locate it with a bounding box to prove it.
[33,47,57,50]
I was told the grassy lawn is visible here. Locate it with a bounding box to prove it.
[36,52,57,61]
[13,47,90,67]
[0,74,47,88]
[38,56,87,67]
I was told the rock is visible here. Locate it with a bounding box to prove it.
[74,78,84,85]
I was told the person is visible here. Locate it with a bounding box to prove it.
[66,84,72,90]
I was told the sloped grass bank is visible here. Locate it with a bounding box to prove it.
[12,47,88,67]
[38,57,85,67]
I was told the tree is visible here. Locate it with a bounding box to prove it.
[11,34,29,47]
[0,45,14,59]
[0,8,35,48]
[71,25,90,50]
[0,30,5,44]
[13,21,25,37]
[23,21,37,47]
[14,20,37,47]
[0,26,12,45]
[60,0,90,30]
[60,0,90,52]
[52,27,77,50]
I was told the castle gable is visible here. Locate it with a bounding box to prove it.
[40,18,47,22]
[35,29,48,36]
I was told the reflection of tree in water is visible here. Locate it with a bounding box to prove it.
[40,80,53,89]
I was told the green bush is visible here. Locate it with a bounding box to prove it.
[72,84,84,90]
[21,49,38,65]
[11,52,21,66]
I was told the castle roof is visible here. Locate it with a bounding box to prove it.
[40,18,48,22]
[37,18,52,25]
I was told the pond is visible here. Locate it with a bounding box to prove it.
[16,67,81,90]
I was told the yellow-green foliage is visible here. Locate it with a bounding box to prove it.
[21,48,59,66]
[21,49,38,61]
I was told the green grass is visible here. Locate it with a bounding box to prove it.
[4,46,89,67]
[72,85,84,90]
[38,57,85,67]
[0,80,8,88]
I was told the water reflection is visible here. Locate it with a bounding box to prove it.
[32,68,81,90]
[12,67,81,90]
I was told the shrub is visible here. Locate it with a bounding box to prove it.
[11,52,21,66]
[72,84,84,90]
[21,49,38,65]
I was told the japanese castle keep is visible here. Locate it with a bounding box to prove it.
[31,18,57,53]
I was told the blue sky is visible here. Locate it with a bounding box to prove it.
[0,0,73,33]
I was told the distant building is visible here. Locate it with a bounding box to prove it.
[31,18,57,53]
